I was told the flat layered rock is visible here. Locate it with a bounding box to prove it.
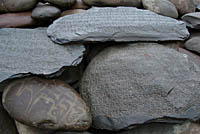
[82,0,142,7]
[3,76,92,130]
[15,121,55,134]
[182,12,200,30]
[117,122,200,134]
[80,43,200,130]
[142,0,178,18]
[47,7,189,45]
[0,97,18,134]
[0,28,85,89]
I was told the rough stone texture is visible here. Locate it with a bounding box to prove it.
[184,33,200,54]
[55,131,92,134]
[31,5,61,21]
[142,0,178,18]
[43,0,76,9]
[15,121,55,134]
[82,0,141,7]
[0,12,36,28]
[61,9,86,17]
[72,0,90,9]
[117,122,200,134]
[182,12,200,30]
[169,0,195,15]
[47,7,189,45]
[3,76,92,130]
[80,43,200,130]
[0,96,18,134]
[0,28,85,89]
[0,0,38,13]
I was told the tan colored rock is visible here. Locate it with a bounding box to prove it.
[0,12,36,28]
[61,9,86,17]
[72,0,90,9]
[169,0,195,15]
[142,0,178,18]
[82,0,142,7]
[3,76,92,130]
[15,121,55,134]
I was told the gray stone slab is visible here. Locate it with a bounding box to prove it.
[0,28,85,90]
[47,7,189,45]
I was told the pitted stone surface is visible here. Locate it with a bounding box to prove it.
[3,76,92,130]
[47,7,189,45]
[80,43,200,130]
[82,0,141,7]
[142,0,178,18]
[0,28,85,86]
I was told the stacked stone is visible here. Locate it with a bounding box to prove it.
[1,0,200,134]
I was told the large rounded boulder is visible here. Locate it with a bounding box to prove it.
[3,76,92,130]
[80,43,200,130]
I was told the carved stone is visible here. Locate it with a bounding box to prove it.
[3,76,92,130]
[0,28,85,92]
[47,7,189,45]
[80,43,200,130]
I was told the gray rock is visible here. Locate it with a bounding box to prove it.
[0,96,18,134]
[55,131,92,134]
[15,121,55,134]
[117,122,200,134]
[80,43,200,130]
[3,76,92,130]
[47,7,189,45]
[43,0,76,9]
[82,0,142,7]
[0,0,38,13]
[142,0,178,18]
[169,0,196,15]
[184,33,200,54]
[182,12,200,30]
[0,28,85,92]
[31,5,61,21]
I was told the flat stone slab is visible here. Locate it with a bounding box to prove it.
[0,28,85,85]
[47,7,189,45]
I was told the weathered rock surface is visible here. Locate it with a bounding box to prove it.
[184,33,200,54]
[55,131,92,134]
[15,121,55,134]
[0,12,36,28]
[142,0,178,18]
[43,0,76,9]
[72,0,90,9]
[3,76,92,130]
[47,7,189,45]
[80,43,200,130]
[0,96,18,134]
[182,12,200,30]
[0,28,85,90]
[82,0,141,7]
[0,0,38,13]
[169,0,195,15]
[117,122,200,134]
[61,9,86,17]
[31,5,61,21]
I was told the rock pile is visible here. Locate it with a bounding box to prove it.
[1,0,200,134]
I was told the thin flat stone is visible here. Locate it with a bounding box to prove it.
[0,28,85,85]
[47,7,189,45]
[182,12,200,30]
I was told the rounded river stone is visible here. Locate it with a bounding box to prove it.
[184,33,200,54]
[0,0,38,13]
[82,0,142,7]
[43,0,76,9]
[182,12,200,30]
[142,0,178,18]
[80,43,200,130]
[3,76,92,130]
[32,5,61,21]
[169,0,195,15]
